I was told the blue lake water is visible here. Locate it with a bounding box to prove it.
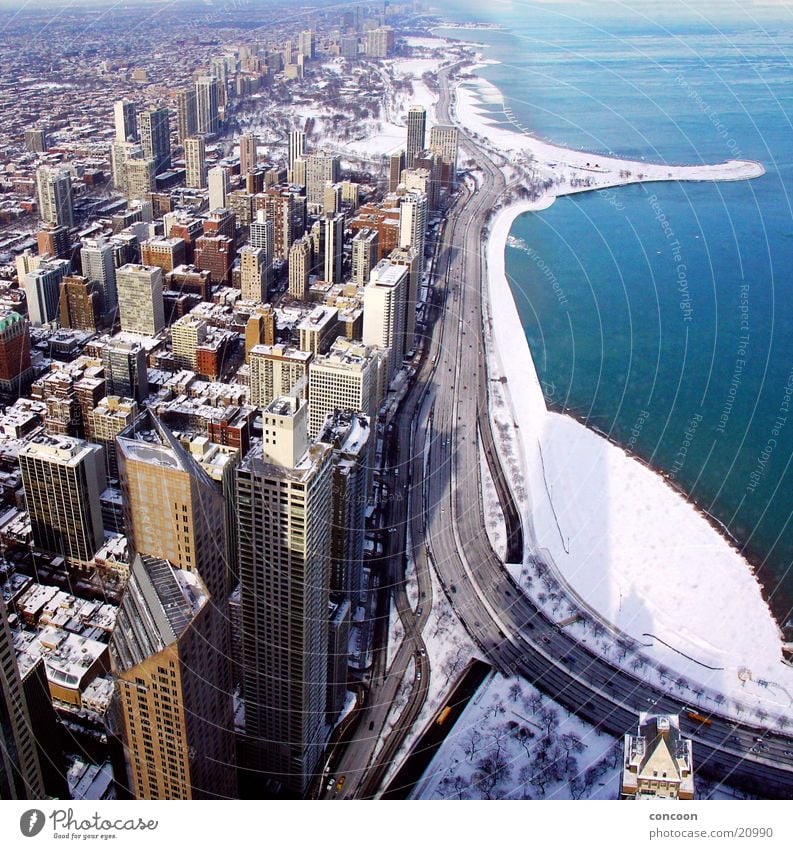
[437,1,793,629]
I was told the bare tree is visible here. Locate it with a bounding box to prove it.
[464,727,482,762]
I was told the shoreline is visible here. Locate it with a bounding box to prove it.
[483,198,793,707]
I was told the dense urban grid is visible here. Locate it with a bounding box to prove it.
[0,0,791,804]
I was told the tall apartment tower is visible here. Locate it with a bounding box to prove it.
[0,310,33,400]
[18,435,105,567]
[115,412,236,796]
[102,338,148,402]
[389,246,421,349]
[239,132,257,174]
[428,124,459,189]
[250,209,274,263]
[288,234,311,300]
[111,553,237,800]
[0,596,44,800]
[362,259,408,383]
[170,313,207,370]
[388,150,406,192]
[207,165,229,211]
[305,152,340,206]
[58,275,101,331]
[24,260,70,326]
[176,88,197,143]
[239,245,267,303]
[139,107,171,174]
[235,396,333,795]
[352,228,378,286]
[323,212,345,285]
[114,99,138,142]
[249,344,312,408]
[405,105,427,169]
[288,130,306,172]
[399,191,428,258]
[36,166,74,229]
[80,237,118,318]
[195,76,220,135]
[116,264,165,336]
[308,338,380,439]
[298,30,315,60]
[184,136,206,189]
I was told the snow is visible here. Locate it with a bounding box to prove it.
[385,595,404,673]
[414,672,622,800]
[478,432,507,560]
[483,199,793,720]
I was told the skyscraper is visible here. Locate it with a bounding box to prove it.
[239,132,257,174]
[0,596,44,800]
[24,259,70,326]
[0,310,33,400]
[248,344,312,408]
[184,136,206,189]
[298,30,315,60]
[80,237,118,318]
[195,76,220,135]
[405,104,427,169]
[58,275,101,331]
[352,227,378,286]
[102,338,148,402]
[305,152,340,206]
[429,124,459,190]
[208,165,229,211]
[288,234,311,300]
[362,259,408,383]
[399,191,428,259]
[36,166,74,229]
[111,554,237,800]
[175,88,197,143]
[18,435,105,567]
[389,149,405,192]
[139,107,171,174]
[289,130,306,171]
[116,264,165,336]
[235,396,333,795]
[323,212,345,285]
[239,245,267,303]
[114,99,138,143]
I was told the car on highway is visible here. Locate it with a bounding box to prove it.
[326,778,335,791]
[335,776,346,792]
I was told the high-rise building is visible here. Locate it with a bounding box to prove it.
[298,30,315,60]
[36,224,70,261]
[125,157,156,200]
[195,76,220,136]
[405,104,427,170]
[367,26,394,58]
[208,165,229,211]
[24,259,70,326]
[102,338,148,403]
[0,596,44,800]
[116,264,165,336]
[308,337,380,439]
[175,88,197,143]
[36,166,74,229]
[249,209,274,267]
[352,227,378,286]
[389,150,405,192]
[362,259,408,383]
[0,310,33,400]
[389,246,421,349]
[194,234,234,285]
[114,99,138,143]
[58,275,101,331]
[248,343,312,408]
[171,313,207,370]
[323,212,345,285]
[239,245,267,303]
[429,124,459,190]
[298,306,339,357]
[239,132,257,174]
[18,435,105,567]
[316,409,371,601]
[399,191,428,258]
[235,396,333,795]
[111,554,237,800]
[305,152,340,206]
[139,107,171,174]
[288,234,311,300]
[24,127,48,153]
[85,395,138,480]
[244,304,276,362]
[80,237,118,318]
[184,136,206,189]
[141,237,186,273]
[115,411,235,796]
